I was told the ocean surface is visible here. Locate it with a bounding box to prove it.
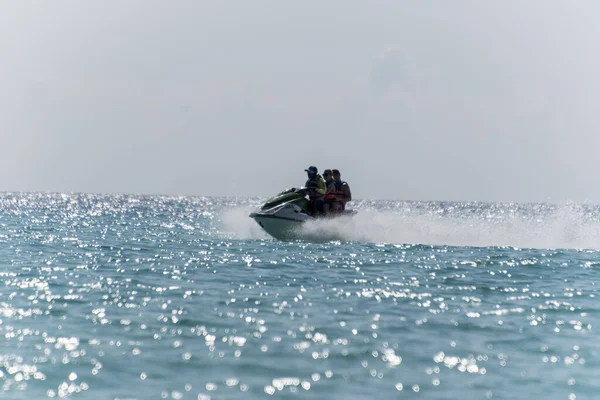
[0,192,599,399]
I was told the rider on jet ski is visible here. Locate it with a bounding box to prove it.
[323,168,352,214]
[304,166,327,216]
[331,169,352,212]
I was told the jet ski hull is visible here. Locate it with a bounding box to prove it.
[250,214,305,240]
[249,203,312,240]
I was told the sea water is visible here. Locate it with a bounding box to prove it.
[0,193,598,399]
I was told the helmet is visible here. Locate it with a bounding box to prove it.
[304,166,318,174]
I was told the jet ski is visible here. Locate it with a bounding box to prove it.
[249,187,356,240]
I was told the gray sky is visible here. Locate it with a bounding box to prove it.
[1,1,599,202]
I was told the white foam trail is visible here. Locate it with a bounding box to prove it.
[300,207,600,249]
[219,203,600,249]
[219,206,270,240]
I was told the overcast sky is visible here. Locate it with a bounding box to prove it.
[1,1,599,202]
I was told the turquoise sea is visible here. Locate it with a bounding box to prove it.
[0,193,599,399]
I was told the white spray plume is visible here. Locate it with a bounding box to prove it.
[220,201,600,250]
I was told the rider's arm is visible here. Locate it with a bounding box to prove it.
[317,179,327,195]
[342,183,352,202]
[326,181,336,194]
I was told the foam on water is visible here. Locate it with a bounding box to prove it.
[220,206,270,240]
[222,200,600,249]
